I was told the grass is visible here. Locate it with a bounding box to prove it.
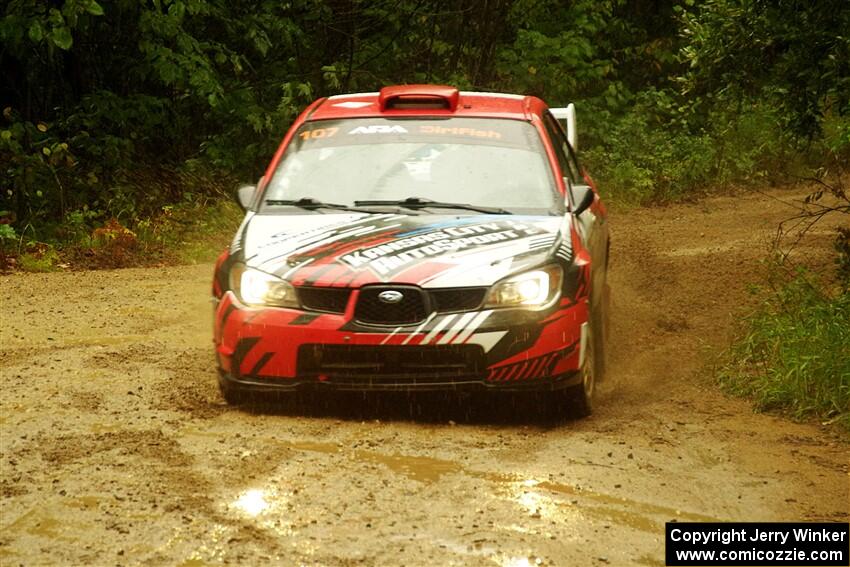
[719,269,850,431]
[17,244,61,272]
[135,198,243,265]
[1,197,243,273]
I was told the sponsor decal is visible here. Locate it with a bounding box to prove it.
[299,127,338,141]
[256,215,370,251]
[339,221,546,276]
[348,125,408,135]
[418,125,502,139]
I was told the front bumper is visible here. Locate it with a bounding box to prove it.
[214,291,587,392]
[218,368,583,393]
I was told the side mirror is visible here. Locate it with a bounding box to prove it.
[571,184,594,216]
[236,185,256,211]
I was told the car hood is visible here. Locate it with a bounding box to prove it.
[238,212,569,288]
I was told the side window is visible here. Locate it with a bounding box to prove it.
[564,138,583,182]
[544,111,581,182]
[542,114,572,183]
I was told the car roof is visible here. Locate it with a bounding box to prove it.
[307,85,547,122]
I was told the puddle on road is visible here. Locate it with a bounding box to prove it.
[3,431,712,564]
[120,434,719,565]
[289,440,342,454]
[356,450,463,483]
[332,445,717,531]
[4,510,69,541]
[65,495,101,510]
[180,426,222,439]
[222,438,720,537]
[228,486,294,537]
[233,489,271,516]
[88,422,123,434]
[25,515,63,538]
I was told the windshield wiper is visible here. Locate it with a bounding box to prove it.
[264,197,382,214]
[354,197,511,215]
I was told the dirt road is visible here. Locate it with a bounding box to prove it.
[1,188,847,566]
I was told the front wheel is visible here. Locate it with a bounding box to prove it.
[564,339,594,418]
[562,313,602,418]
[218,371,250,405]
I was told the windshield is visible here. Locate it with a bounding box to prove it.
[262,117,559,213]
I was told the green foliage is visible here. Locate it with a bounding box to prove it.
[821,113,850,160]
[1,0,319,233]
[680,0,850,140]
[1,0,847,238]
[581,91,794,203]
[836,228,850,291]
[497,0,619,103]
[151,199,243,264]
[720,270,850,430]
[582,90,712,203]
[0,222,17,246]
[18,243,60,272]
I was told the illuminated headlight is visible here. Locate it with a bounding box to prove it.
[229,264,299,308]
[484,265,562,308]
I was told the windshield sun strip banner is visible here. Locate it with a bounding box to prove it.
[292,118,542,152]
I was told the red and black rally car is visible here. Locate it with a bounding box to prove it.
[212,85,609,416]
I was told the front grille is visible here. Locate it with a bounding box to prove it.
[302,285,486,322]
[430,288,487,312]
[355,286,427,325]
[297,344,487,380]
[298,287,351,313]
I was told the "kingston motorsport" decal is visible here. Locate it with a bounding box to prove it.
[339,220,546,275]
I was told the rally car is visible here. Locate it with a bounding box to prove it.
[212,84,609,416]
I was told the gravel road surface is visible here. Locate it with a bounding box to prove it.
[1,188,847,566]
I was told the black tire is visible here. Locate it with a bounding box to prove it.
[593,285,609,382]
[218,372,249,405]
[563,306,603,418]
[564,352,594,418]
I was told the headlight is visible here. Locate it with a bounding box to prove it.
[229,263,299,307]
[484,265,562,309]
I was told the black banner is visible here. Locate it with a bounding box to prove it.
[665,522,849,566]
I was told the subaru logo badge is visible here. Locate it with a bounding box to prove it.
[378,290,404,304]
